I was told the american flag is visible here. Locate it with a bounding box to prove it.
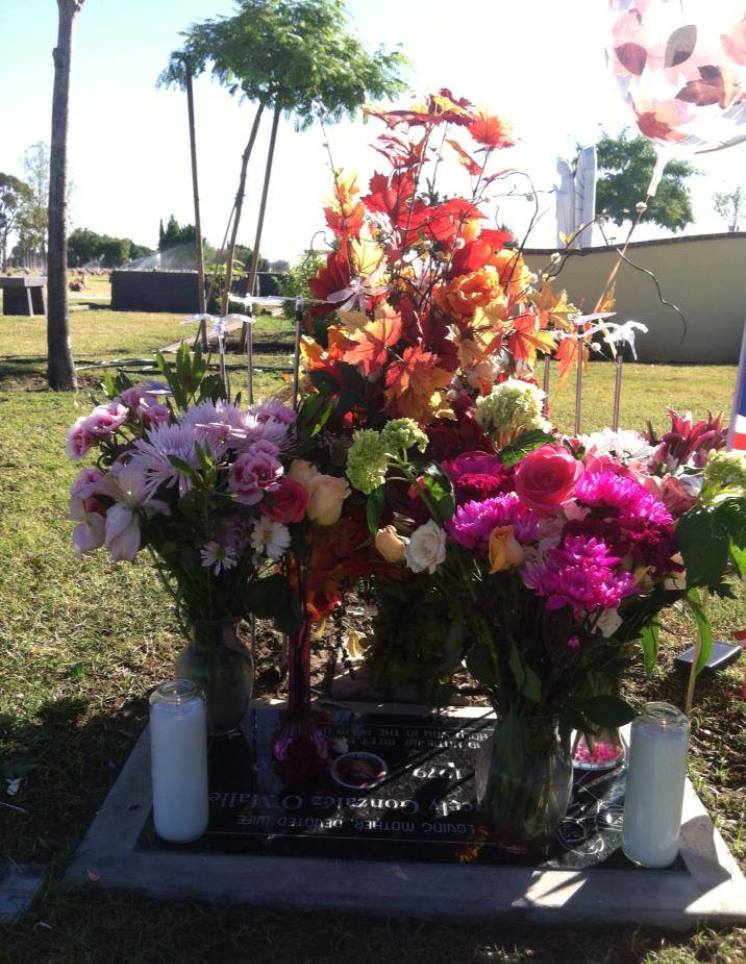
[728,323,746,451]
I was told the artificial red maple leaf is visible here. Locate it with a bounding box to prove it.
[384,345,452,422]
[308,252,350,303]
[468,109,515,149]
[338,312,402,377]
[403,198,483,247]
[450,228,513,275]
[363,171,414,223]
[721,17,746,67]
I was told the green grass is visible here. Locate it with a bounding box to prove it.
[1,316,744,962]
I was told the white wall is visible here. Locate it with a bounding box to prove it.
[525,233,746,364]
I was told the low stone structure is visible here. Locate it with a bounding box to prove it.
[64,703,746,928]
[111,270,202,313]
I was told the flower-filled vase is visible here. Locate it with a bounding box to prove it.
[176,619,254,733]
[476,713,573,854]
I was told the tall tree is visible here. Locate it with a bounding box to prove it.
[0,173,32,267]
[595,130,697,232]
[160,0,407,314]
[20,143,50,262]
[713,186,744,233]
[47,0,84,391]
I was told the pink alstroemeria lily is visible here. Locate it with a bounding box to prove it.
[104,462,169,562]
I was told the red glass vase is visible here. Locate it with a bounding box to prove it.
[271,620,329,785]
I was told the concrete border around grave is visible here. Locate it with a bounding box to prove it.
[63,701,746,929]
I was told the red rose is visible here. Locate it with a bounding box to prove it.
[515,444,582,515]
[261,476,309,523]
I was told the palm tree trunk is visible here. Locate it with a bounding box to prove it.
[240,105,281,352]
[47,0,82,391]
[184,63,207,349]
[221,103,264,315]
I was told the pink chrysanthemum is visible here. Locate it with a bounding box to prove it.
[446,492,540,552]
[570,471,676,574]
[523,535,637,618]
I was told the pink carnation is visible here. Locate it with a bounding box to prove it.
[443,451,515,504]
[229,450,283,505]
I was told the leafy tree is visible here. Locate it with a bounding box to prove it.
[158,213,197,251]
[713,186,744,233]
[48,1,84,391]
[160,0,407,317]
[0,173,32,267]
[18,142,51,261]
[595,130,697,232]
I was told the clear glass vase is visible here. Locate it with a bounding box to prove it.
[476,714,573,855]
[176,619,253,733]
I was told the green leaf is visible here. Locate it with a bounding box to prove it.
[640,623,659,677]
[574,694,636,727]
[500,430,555,466]
[715,498,746,549]
[466,638,500,689]
[167,455,196,477]
[365,486,386,537]
[421,463,455,523]
[508,643,541,703]
[686,587,713,677]
[676,506,730,588]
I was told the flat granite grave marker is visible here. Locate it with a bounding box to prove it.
[64,702,746,928]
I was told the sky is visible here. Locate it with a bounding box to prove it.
[1,0,745,263]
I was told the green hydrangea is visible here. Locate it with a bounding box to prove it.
[475,378,549,444]
[703,450,746,498]
[346,429,390,494]
[381,418,428,455]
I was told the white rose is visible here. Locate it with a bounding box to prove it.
[597,607,623,639]
[404,520,447,574]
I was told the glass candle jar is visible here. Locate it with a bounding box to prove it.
[149,679,209,843]
[623,701,690,868]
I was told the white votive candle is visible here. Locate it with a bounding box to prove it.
[623,701,689,868]
[149,679,209,843]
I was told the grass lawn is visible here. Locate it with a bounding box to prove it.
[0,313,744,963]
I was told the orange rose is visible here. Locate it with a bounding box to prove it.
[307,474,350,526]
[374,525,407,563]
[488,525,524,573]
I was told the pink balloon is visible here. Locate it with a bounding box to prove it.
[607,0,746,152]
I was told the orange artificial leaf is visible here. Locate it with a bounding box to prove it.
[339,312,402,377]
[446,138,483,176]
[384,346,453,422]
[468,108,515,149]
[531,279,575,331]
[507,313,557,369]
[556,336,590,382]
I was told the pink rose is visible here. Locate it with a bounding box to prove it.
[515,444,582,515]
[229,451,282,505]
[261,476,309,523]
